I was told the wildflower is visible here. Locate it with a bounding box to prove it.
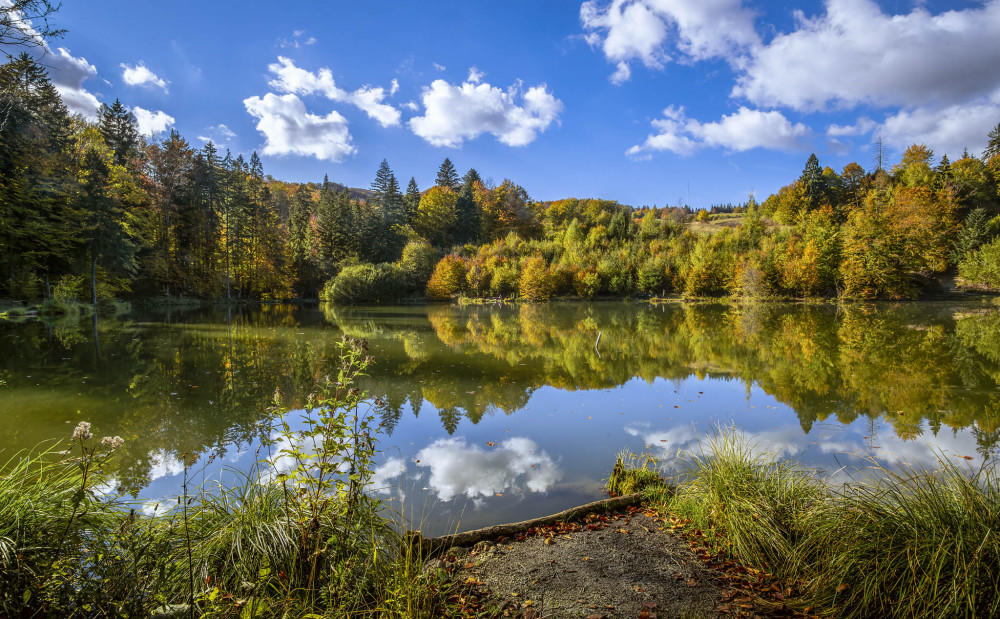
[72,421,92,441]
[100,436,125,450]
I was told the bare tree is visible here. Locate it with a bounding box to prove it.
[0,1,63,58]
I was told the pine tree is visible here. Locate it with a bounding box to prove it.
[462,168,482,189]
[404,176,421,225]
[98,99,141,169]
[984,122,1000,161]
[452,182,481,244]
[800,153,825,210]
[436,157,459,191]
[369,159,405,262]
[289,184,316,295]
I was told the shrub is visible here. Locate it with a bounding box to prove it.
[958,236,1000,290]
[399,239,438,292]
[518,255,553,302]
[425,255,468,300]
[321,263,405,305]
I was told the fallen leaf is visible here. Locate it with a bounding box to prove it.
[836,583,850,593]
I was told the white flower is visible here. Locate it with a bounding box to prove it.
[100,436,125,450]
[72,421,92,441]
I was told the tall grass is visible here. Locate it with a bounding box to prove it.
[0,337,447,618]
[634,428,1000,618]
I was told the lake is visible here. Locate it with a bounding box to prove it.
[2,300,999,535]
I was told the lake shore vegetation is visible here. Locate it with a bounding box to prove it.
[0,338,457,618]
[611,430,1000,619]
[3,52,1000,309]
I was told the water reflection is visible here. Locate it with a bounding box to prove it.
[2,300,999,507]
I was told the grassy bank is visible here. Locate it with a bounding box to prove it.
[610,431,1000,618]
[0,338,452,618]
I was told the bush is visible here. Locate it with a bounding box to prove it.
[958,236,1000,290]
[321,263,405,305]
[518,255,553,302]
[399,239,438,292]
[425,255,468,300]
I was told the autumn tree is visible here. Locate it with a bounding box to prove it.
[415,185,457,246]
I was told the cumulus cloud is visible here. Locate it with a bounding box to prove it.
[826,117,876,137]
[243,92,356,162]
[734,0,1000,112]
[132,107,175,135]
[49,47,102,117]
[581,0,760,82]
[414,437,561,502]
[880,96,1000,157]
[627,105,809,157]
[265,56,401,127]
[408,75,563,147]
[120,61,169,93]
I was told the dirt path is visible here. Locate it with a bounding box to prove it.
[433,510,728,618]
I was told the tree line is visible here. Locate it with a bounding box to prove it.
[3,52,1000,305]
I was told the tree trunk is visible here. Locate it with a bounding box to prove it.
[91,257,97,306]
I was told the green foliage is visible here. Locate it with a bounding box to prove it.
[958,236,1000,289]
[321,263,405,305]
[399,239,438,292]
[606,450,668,497]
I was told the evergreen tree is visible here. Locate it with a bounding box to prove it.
[452,182,481,245]
[404,176,421,225]
[984,122,1000,161]
[289,184,316,295]
[369,159,405,262]
[800,153,825,209]
[436,157,459,191]
[0,54,75,297]
[462,168,482,189]
[98,99,141,169]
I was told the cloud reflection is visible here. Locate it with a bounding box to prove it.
[626,421,985,479]
[413,437,561,502]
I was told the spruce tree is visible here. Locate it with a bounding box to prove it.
[404,176,421,225]
[98,99,141,169]
[800,153,824,210]
[462,168,482,189]
[436,157,459,191]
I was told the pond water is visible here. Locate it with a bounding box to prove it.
[2,300,999,535]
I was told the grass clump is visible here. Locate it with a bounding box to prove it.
[649,427,1000,618]
[797,458,1000,619]
[605,450,670,498]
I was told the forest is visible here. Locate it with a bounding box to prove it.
[3,53,1000,307]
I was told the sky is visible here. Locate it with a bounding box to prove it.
[16,0,1000,208]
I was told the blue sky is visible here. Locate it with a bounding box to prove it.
[25,0,1000,207]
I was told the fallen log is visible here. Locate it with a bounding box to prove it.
[408,492,644,556]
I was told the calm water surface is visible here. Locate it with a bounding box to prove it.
[2,301,999,535]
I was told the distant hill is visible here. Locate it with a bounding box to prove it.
[266,177,373,202]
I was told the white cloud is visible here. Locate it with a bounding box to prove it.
[132,107,175,136]
[243,92,356,162]
[433,62,446,71]
[627,105,809,157]
[49,47,101,117]
[581,0,760,82]
[826,117,876,137]
[120,61,169,93]
[402,100,419,111]
[734,0,1000,111]
[467,67,484,84]
[881,96,1000,157]
[409,77,563,147]
[266,56,401,127]
[278,30,316,49]
[197,123,237,145]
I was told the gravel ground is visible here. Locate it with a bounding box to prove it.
[439,512,725,619]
